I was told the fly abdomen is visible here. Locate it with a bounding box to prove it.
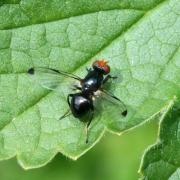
[70,94,93,121]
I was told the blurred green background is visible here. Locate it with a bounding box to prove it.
[0,120,158,180]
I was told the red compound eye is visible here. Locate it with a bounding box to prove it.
[92,60,110,74]
[103,65,110,74]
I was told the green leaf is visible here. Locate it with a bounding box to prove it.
[140,98,180,180]
[0,0,179,169]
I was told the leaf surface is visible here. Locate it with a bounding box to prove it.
[0,0,179,168]
[140,99,180,180]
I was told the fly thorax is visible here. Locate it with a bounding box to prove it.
[82,78,98,92]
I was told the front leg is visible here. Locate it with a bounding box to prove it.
[102,75,117,85]
[86,67,92,72]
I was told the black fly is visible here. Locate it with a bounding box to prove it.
[28,60,127,143]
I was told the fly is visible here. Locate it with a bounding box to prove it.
[28,60,127,143]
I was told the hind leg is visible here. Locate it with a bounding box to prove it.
[59,94,73,120]
[59,109,71,120]
[85,106,94,144]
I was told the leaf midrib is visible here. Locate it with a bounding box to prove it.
[1,8,145,30]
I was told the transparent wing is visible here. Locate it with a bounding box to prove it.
[93,89,127,127]
[27,67,81,91]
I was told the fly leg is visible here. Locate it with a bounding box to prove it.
[102,75,117,85]
[59,94,73,120]
[85,107,94,144]
[86,67,92,72]
[67,94,74,106]
[59,109,71,120]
